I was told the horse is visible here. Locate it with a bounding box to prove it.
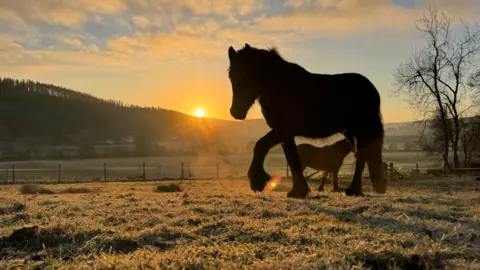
[227,44,386,198]
[298,139,353,192]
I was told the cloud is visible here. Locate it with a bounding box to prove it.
[257,0,480,36]
[132,15,151,28]
[0,35,133,73]
[285,0,338,9]
[2,0,480,74]
[0,0,127,26]
[107,35,147,55]
[137,0,263,17]
[258,0,421,35]
[57,36,85,50]
[0,36,22,50]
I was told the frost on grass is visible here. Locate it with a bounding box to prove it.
[0,178,479,269]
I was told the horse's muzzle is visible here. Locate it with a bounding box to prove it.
[230,107,247,120]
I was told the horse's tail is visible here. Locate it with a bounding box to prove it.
[366,111,386,193]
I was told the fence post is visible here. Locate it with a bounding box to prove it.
[188,160,192,179]
[415,163,419,176]
[157,165,160,180]
[58,164,61,183]
[104,163,107,182]
[12,164,15,184]
[142,162,146,180]
[389,162,394,182]
[181,162,184,180]
[5,168,8,184]
[383,162,388,179]
[216,163,219,179]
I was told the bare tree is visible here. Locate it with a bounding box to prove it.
[418,109,452,165]
[459,116,480,167]
[469,70,480,103]
[393,7,480,171]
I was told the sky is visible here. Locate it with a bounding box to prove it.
[1,0,479,123]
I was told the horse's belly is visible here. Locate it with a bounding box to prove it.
[261,99,346,138]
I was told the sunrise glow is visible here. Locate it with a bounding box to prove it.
[194,108,205,118]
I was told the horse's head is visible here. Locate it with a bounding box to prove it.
[227,43,260,120]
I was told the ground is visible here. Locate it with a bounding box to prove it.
[0,176,479,269]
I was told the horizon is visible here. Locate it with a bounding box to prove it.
[1,0,479,122]
[0,74,426,125]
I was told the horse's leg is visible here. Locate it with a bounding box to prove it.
[345,138,367,196]
[248,130,283,192]
[332,170,340,192]
[318,171,329,192]
[366,136,387,193]
[345,157,365,196]
[282,137,309,198]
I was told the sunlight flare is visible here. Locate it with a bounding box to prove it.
[265,175,282,192]
[194,108,205,118]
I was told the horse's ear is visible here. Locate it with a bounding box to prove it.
[244,43,252,50]
[228,46,236,60]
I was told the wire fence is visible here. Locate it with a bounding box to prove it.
[1,158,477,185]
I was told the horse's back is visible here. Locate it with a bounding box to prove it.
[303,72,382,138]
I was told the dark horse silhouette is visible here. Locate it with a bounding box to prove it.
[227,44,386,198]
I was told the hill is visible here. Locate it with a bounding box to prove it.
[0,77,230,159]
[0,77,422,160]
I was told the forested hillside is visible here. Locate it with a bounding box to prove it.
[0,77,237,160]
[0,77,188,141]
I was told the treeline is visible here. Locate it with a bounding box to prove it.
[420,113,480,168]
[0,77,217,160]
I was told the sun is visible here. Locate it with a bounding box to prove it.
[194,108,205,118]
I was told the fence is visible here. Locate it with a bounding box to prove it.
[1,157,477,185]
[0,160,271,184]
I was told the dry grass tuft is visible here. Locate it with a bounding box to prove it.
[155,183,182,193]
[19,184,55,195]
[60,187,93,194]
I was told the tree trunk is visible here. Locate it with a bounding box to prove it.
[437,103,451,173]
[452,116,461,168]
[462,133,469,168]
[441,119,451,173]
[452,139,460,168]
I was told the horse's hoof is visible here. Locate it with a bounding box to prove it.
[248,169,271,192]
[345,187,364,197]
[317,186,325,192]
[287,188,309,199]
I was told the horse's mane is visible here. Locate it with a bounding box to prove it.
[234,45,309,74]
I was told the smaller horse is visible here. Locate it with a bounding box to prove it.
[298,139,353,192]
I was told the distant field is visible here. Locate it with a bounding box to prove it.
[0,152,439,183]
[1,176,479,269]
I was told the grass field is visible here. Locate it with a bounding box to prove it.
[1,176,479,269]
[0,151,439,183]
